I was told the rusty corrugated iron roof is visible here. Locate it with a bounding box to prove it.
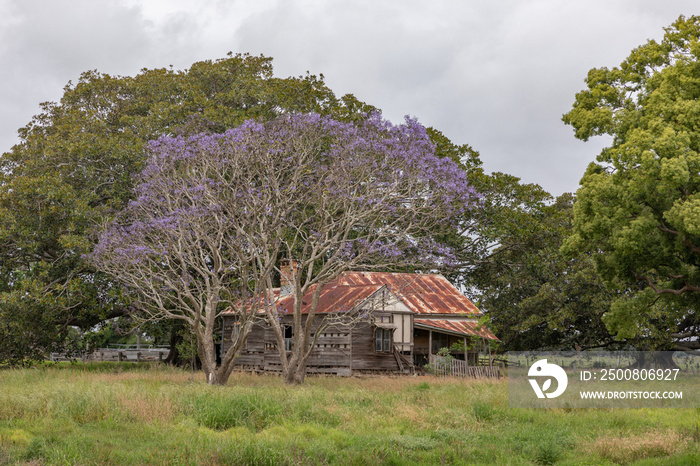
[334,272,481,316]
[223,272,484,319]
[221,289,281,316]
[221,285,382,316]
[275,284,383,315]
[414,319,499,340]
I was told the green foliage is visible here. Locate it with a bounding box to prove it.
[426,126,482,172]
[81,318,141,351]
[0,53,377,365]
[0,293,73,367]
[449,340,469,353]
[563,15,700,349]
[175,326,198,364]
[459,175,616,350]
[423,127,617,350]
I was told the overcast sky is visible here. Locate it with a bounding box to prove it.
[1,1,697,195]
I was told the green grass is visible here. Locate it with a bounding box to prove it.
[0,363,698,465]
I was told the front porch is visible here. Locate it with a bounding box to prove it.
[412,327,481,366]
[412,319,498,376]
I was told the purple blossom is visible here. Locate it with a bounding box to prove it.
[89,112,481,304]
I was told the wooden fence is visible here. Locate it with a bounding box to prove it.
[429,354,500,379]
[50,347,169,363]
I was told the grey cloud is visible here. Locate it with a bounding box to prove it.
[1,0,697,196]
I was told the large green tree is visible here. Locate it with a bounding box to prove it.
[477,193,617,351]
[0,53,376,364]
[423,130,617,350]
[456,170,617,350]
[562,16,700,351]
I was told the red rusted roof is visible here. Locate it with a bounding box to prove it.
[223,272,484,319]
[275,284,383,315]
[414,319,499,340]
[221,289,281,316]
[334,272,481,316]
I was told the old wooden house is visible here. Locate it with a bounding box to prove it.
[221,268,498,376]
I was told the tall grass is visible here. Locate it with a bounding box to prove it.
[0,363,698,464]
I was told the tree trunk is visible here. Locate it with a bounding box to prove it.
[645,351,679,369]
[654,352,679,369]
[200,331,219,385]
[632,351,679,369]
[201,319,252,386]
[293,359,308,384]
[210,339,246,386]
[284,367,298,385]
[283,343,313,385]
[283,351,300,384]
[164,321,185,366]
[284,359,307,385]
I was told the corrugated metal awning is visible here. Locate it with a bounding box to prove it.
[414,319,499,340]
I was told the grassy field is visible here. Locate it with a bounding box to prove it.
[0,363,698,465]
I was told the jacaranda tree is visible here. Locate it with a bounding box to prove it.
[89,113,479,385]
[252,114,480,384]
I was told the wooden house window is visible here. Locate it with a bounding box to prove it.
[283,325,293,351]
[375,328,392,352]
[228,321,246,350]
[432,333,449,353]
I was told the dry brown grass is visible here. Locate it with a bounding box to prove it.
[580,429,688,464]
[393,401,429,429]
[305,373,500,392]
[87,370,194,384]
[117,393,176,424]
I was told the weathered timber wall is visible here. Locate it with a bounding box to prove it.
[351,321,401,372]
[224,316,354,375]
[262,316,353,375]
[224,316,410,375]
[222,320,266,370]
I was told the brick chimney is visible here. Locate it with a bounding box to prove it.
[280,259,298,296]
